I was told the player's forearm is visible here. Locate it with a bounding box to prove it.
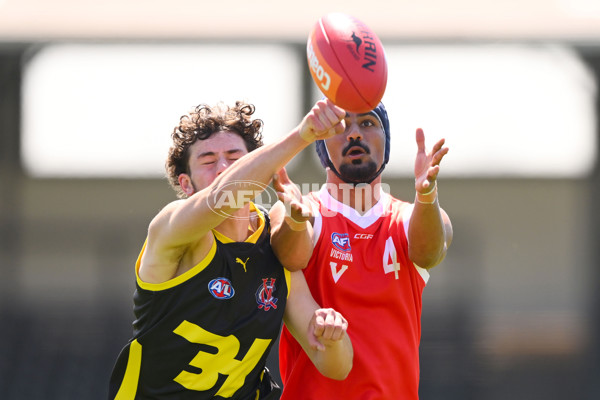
[209,100,343,210]
[311,335,354,380]
[408,190,449,268]
[271,216,313,271]
[209,129,309,207]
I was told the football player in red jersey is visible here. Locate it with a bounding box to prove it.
[109,99,353,400]
[275,102,453,400]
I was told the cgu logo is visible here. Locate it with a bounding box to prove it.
[331,232,351,252]
[354,233,373,239]
[307,41,331,92]
[208,278,235,300]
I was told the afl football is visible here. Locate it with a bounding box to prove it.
[306,12,388,113]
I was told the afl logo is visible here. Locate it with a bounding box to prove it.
[331,232,351,252]
[208,278,235,299]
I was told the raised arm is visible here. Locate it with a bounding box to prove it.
[283,271,353,380]
[408,128,453,269]
[269,168,316,271]
[141,100,345,283]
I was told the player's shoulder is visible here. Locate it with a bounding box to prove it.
[306,190,320,203]
[382,194,413,222]
[148,198,186,228]
[386,193,404,203]
[383,192,410,209]
[305,190,323,213]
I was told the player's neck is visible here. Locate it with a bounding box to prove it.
[325,173,383,214]
[214,204,254,242]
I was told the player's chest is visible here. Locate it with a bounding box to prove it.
[314,225,410,286]
[204,245,285,310]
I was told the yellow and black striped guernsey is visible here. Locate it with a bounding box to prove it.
[109,204,289,399]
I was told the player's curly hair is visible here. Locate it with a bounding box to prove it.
[166,100,264,198]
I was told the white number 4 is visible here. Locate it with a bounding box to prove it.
[383,237,401,279]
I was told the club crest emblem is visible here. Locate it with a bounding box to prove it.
[208,278,235,299]
[331,232,351,252]
[255,278,278,311]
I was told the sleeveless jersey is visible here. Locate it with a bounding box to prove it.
[109,204,289,400]
[279,188,430,400]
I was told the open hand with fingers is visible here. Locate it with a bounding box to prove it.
[414,128,449,195]
[273,168,312,227]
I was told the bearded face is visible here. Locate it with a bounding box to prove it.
[324,111,386,184]
[337,138,379,183]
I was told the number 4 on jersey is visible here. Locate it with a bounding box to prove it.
[383,237,401,279]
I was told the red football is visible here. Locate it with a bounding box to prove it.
[307,12,388,113]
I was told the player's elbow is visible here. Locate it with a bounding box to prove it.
[319,359,353,381]
[282,262,307,272]
[409,245,446,269]
[332,361,353,380]
[270,232,312,271]
[273,249,308,271]
[314,339,354,380]
[272,239,311,271]
[283,262,308,272]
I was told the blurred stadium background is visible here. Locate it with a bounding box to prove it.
[1,1,600,399]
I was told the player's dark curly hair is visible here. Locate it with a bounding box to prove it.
[166,101,264,198]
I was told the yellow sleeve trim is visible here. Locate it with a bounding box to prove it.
[114,339,142,400]
[284,268,291,299]
[135,238,218,291]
